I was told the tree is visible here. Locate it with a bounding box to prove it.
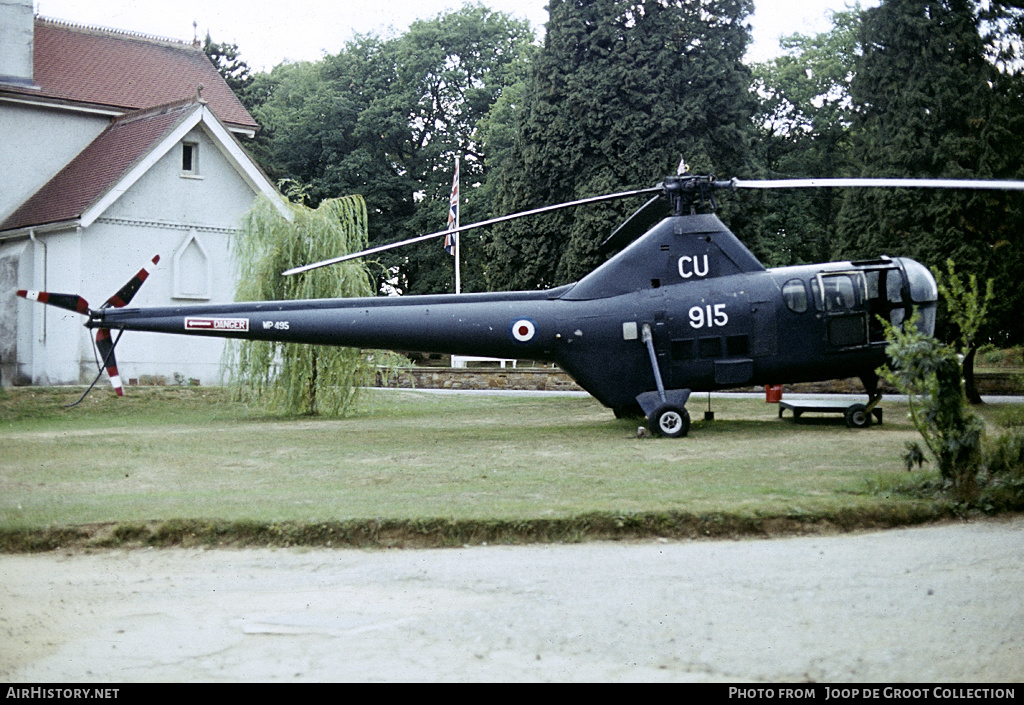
[976,0,1024,347]
[933,259,994,404]
[748,8,863,265]
[242,5,537,296]
[226,196,377,416]
[836,0,1024,347]
[202,34,255,104]
[483,0,758,290]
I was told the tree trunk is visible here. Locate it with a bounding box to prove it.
[963,346,983,405]
[306,352,318,416]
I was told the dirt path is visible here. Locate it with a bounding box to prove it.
[2,516,1022,682]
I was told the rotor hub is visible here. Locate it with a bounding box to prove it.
[661,175,737,215]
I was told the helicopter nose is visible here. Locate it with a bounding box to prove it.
[900,258,938,336]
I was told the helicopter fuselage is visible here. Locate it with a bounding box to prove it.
[90,213,939,416]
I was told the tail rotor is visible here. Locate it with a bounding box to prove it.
[16,255,159,399]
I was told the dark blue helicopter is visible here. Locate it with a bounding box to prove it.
[17,173,1021,437]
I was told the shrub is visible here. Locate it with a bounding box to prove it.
[879,314,986,502]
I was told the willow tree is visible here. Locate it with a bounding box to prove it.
[227,194,376,416]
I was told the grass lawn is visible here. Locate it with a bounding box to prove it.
[1,385,1015,549]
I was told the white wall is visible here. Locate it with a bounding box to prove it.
[0,239,29,385]
[0,102,110,223]
[102,125,258,231]
[14,229,86,386]
[4,110,271,388]
[0,0,33,85]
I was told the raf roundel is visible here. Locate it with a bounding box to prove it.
[510,318,537,343]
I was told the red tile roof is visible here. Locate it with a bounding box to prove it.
[13,17,257,132]
[0,101,200,232]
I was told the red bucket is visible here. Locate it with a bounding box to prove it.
[765,384,783,403]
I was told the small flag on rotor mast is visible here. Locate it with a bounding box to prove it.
[444,156,461,294]
[444,157,459,255]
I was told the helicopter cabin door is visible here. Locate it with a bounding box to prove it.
[864,265,911,343]
[812,271,870,349]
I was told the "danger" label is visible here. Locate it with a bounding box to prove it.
[185,317,250,332]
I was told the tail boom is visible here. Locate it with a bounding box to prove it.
[89,292,563,361]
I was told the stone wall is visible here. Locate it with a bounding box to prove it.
[376,367,585,392]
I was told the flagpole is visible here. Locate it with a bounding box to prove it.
[454,157,461,295]
[446,157,462,370]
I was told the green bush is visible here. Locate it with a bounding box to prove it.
[880,314,985,502]
[983,430,1024,475]
[977,345,1024,368]
[977,429,1024,511]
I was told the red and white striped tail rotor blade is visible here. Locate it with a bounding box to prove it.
[16,290,90,315]
[104,255,160,308]
[94,328,123,397]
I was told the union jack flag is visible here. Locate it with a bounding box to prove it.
[444,159,459,255]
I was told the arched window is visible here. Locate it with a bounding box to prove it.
[172,230,211,300]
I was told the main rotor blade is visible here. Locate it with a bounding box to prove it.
[599,194,670,252]
[282,186,662,276]
[733,178,1024,191]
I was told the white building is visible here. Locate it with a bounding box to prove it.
[0,6,286,388]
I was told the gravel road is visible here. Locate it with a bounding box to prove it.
[2,516,1022,682]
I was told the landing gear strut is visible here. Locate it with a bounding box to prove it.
[637,323,692,438]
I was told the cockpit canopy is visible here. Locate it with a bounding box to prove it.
[778,257,937,346]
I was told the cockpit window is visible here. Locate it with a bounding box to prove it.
[811,273,863,312]
[865,268,908,332]
[887,269,904,304]
[782,279,808,313]
[886,269,906,326]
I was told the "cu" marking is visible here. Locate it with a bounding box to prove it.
[678,254,709,279]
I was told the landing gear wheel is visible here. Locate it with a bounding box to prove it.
[650,404,690,438]
[845,403,872,429]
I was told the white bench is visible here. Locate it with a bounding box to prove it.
[451,355,517,369]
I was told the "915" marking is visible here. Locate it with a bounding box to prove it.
[689,304,728,329]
